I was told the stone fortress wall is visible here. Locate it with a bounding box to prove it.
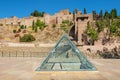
[0,9,93,45]
[0,9,73,27]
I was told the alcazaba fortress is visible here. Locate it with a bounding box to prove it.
[0,9,93,45]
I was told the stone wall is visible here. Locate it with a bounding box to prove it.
[75,13,93,45]
[0,16,39,27]
[0,9,93,45]
[0,9,73,27]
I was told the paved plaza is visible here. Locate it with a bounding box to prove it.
[0,57,119,80]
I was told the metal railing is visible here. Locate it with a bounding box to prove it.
[0,51,48,57]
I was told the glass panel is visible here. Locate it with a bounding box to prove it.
[36,34,96,71]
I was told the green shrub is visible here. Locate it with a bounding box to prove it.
[60,24,68,33]
[13,30,16,33]
[18,28,21,32]
[20,25,27,29]
[110,19,120,36]
[52,24,56,28]
[32,19,46,32]
[62,20,73,26]
[86,23,98,41]
[31,10,44,17]
[0,24,3,26]
[20,34,36,42]
[60,20,73,33]
[25,25,26,29]
[36,19,46,30]
[20,25,24,29]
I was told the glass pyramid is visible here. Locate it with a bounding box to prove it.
[36,34,96,71]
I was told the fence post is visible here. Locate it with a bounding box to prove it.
[23,51,24,57]
[9,51,10,57]
[30,52,32,57]
[16,51,17,57]
[2,51,3,57]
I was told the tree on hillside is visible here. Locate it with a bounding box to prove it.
[36,19,41,27]
[32,20,35,30]
[13,30,16,33]
[104,19,110,27]
[36,19,46,30]
[31,10,44,17]
[86,23,98,42]
[84,8,87,14]
[20,25,25,29]
[74,9,78,14]
[31,10,39,17]
[34,25,38,32]
[104,10,110,19]
[62,20,73,26]
[99,10,103,19]
[110,8,118,19]
[31,19,47,32]
[92,10,97,20]
[60,20,73,33]
[96,20,104,32]
[110,19,120,36]
[41,12,45,17]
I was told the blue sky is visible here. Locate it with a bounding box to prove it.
[0,0,120,18]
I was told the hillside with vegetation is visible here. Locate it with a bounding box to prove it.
[0,19,72,43]
[84,9,120,45]
[0,9,119,44]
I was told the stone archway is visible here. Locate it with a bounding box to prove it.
[69,24,75,39]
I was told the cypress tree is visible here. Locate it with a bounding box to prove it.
[114,8,118,18]
[104,10,110,19]
[111,8,117,19]
[92,10,96,20]
[75,9,78,14]
[35,25,38,32]
[32,20,35,30]
[84,8,87,14]
[99,10,103,19]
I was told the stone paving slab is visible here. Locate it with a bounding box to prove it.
[0,57,119,80]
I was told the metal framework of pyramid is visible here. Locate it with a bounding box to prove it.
[36,34,96,71]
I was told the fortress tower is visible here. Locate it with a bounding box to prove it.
[74,11,93,45]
